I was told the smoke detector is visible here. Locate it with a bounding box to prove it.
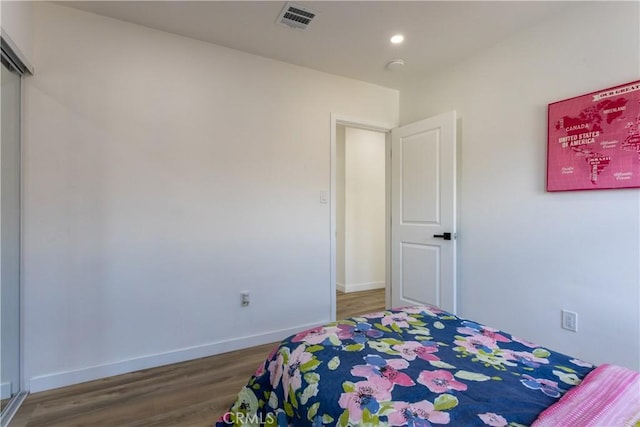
[277,2,318,30]
[386,59,405,71]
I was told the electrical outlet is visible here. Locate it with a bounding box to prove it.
[561,310,578,332]
[241,291,250,307]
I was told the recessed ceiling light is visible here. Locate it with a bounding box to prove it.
[390,34,404,44]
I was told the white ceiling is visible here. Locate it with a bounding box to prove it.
[57,1,573,89]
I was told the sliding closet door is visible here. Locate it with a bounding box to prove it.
[1,53,22,413]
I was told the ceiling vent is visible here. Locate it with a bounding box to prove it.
[277,2,318,30]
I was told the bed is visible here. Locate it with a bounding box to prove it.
[216,305,640,426]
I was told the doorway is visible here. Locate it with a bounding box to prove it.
[330,115,392,321]
[336,125,386,294]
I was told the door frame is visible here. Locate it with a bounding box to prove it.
[329,114,394,321]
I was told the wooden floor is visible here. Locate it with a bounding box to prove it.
[336,288,386,320]
[10,289,385,427]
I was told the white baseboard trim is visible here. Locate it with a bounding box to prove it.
[336,282,346,292]
[1,381,12,399]
[28,321,323,393]
[342,281,385,293]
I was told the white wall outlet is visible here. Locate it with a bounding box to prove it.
[241,291,250,307]
[561,310,578,332]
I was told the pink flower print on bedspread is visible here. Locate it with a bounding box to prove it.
[351,354,415,389]
[503,350,550,368]
[338,380,392,424]
[388,400,451,426]
[393,340,441,363]
[381,312,413,329]
[456,321,511,344]
[291,325,340,345]
[418,369,468,394]
[267,351,285,390]
[282,344,314,394]
[478,412,509,427]
[337,322,384,343]
[512,336,540,348]
[454,333,499,354]
[520,374,563,398]
[360,310,389,320]
[400,305,446,317]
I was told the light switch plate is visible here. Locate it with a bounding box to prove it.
[320,190,329,204]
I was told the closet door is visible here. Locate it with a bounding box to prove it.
[1,54,22,412]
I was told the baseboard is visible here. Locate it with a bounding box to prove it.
[0,381,12,399]
[336,282,346,292]
[342,281,385,293]
[28,321,323,393]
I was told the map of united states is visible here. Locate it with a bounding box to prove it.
[548,81,640,191]
[555,98,635,183]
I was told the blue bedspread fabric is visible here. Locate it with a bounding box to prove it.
[217,306,594,426]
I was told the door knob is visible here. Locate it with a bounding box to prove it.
[433,232,452,240]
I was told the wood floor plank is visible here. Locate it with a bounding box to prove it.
[10,290,385,426]
[337,288,387,319]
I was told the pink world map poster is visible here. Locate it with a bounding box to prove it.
[547,80,640,192]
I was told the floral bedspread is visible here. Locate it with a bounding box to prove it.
[217,306,594,426]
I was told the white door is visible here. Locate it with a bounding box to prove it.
[391,111,457,313]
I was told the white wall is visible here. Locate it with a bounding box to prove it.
[23,3,398,392]
[401,1,640,370]
[0,0,35,66]
[343,128,386,292]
